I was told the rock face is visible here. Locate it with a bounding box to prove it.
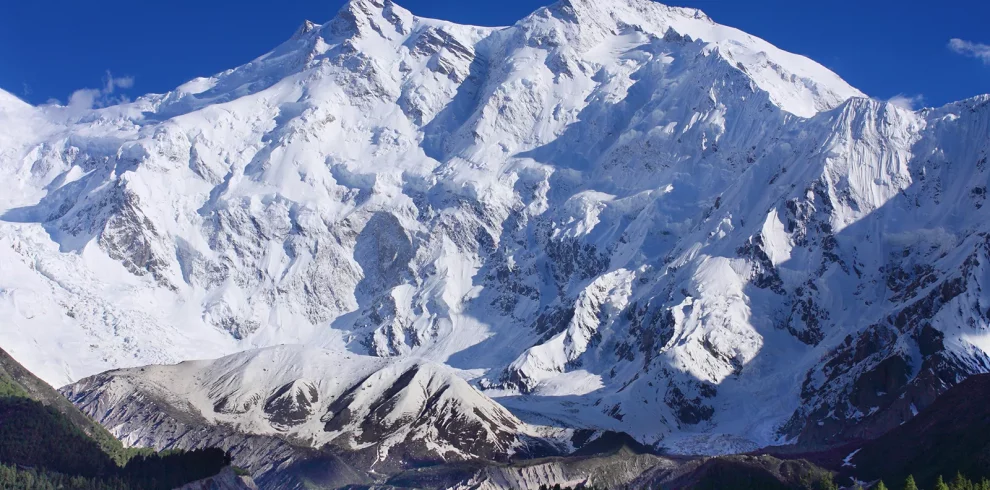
[60,346,561,487]
[392,444,678,490]
[638,454,833,490]
[2,0,990,474]
[176,467,259,490]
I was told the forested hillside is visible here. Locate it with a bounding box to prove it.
[0,347,245,489]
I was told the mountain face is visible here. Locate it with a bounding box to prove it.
[61,346,564,486]
[2,0,990,478]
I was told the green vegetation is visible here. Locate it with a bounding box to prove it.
[0,463,130,490]
[0,347,235,489]
[798,470,839,490]
[0,449,231,490]
[688,460,836,490]
[0,396,231,489]
[74,411,157,467]
[675,454,837,490]
[889,472,990,490]
[936,475,950,490]
[841,375,990,490]
[0,372,31,398]
[0,354,149,467]
[0,397,119,478]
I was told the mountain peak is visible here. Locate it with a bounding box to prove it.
[547,0,710,23]
[293,19,318,38]
[328,0,414,38]
[522,0,860,117]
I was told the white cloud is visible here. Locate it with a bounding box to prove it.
[887,94,925,110]
[57,70,135,112]
[103,70,134,92]
[67,88,101,112]
[949,38,990,64]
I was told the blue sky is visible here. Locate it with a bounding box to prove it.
[2,0,988,109]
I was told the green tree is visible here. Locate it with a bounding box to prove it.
[905,475,919,490]
[876,481,888,490]
[936,475,950,490]
[813,471,838,490]
[951,472,975,490]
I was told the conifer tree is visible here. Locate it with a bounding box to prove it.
[905,475,919,490]
[936,475,950,490]
[950,472,974,490]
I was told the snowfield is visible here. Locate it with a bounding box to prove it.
[1,0,989,466]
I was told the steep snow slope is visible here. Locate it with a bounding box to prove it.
[3,0,990,461]
[0,0,858,383]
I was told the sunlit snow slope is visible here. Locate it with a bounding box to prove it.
[3,0,990,460]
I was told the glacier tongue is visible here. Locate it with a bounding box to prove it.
[2,0,990,462]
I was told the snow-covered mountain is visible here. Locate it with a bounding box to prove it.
[61,345,566,486]
[2,0,990,478]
